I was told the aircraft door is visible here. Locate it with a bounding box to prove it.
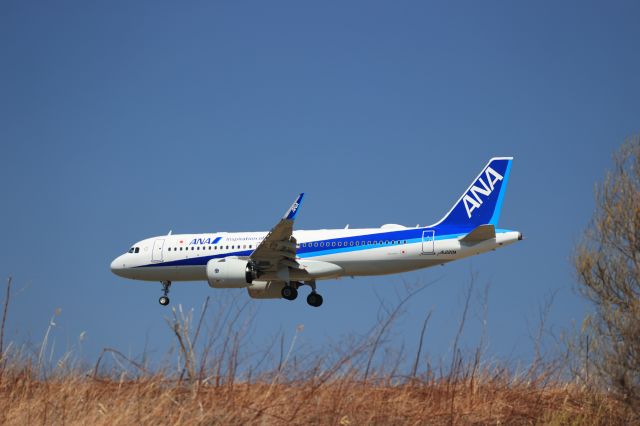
[421,230,435,255]
[152,239,165,262]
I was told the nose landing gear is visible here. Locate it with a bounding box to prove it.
[159,281,171,306]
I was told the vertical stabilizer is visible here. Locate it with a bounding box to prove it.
[431,157,513,231]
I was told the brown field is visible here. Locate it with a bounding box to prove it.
[0,283,634,425]
[0,368,629,425]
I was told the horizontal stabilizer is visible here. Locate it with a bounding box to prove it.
[460,224,496,243]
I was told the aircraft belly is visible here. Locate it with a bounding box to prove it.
[135,266,206,282]
[303,246,421,275]
[336,259,448,276]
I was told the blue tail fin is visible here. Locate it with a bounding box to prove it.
[432,157,513,231]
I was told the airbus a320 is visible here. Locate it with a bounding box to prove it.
[110,157,522,307]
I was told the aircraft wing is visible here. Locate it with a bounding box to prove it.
[250,193,304,273]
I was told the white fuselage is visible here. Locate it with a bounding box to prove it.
[110,226,521,283]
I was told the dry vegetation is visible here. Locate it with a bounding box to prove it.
[574,137,640,412]
[0,369,627,425]
[0,278,633,425]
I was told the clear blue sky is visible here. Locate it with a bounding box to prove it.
[1,1,639,369]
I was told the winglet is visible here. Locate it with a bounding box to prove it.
[284,193,304,220]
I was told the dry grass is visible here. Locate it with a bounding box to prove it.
[0,278,634,425]
[0,367,628,425]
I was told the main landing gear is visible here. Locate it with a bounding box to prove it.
[281,284,298,301]
[307,292,323,308]
[159,281,171,306]
[281,281,323,307]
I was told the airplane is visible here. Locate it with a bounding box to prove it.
[110,157,522,307]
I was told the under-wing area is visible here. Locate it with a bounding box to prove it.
[205,193,326,307]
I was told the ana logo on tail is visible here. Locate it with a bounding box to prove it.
[462,166,504,218]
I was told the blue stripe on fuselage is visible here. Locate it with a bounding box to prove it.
[137,226,512,268]
[137,249,254,268]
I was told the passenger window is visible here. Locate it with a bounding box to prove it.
[332,242,336,247]
[226,246,229,249]
[350,242,354,246]
[356,241,359,246]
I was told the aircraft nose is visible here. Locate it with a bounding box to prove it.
[110,256,126,276]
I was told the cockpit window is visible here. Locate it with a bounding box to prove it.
[135,247,140,253]
[128,248,134,253]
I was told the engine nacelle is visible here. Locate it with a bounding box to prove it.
[246,281,286,299]
[207,258,257,288]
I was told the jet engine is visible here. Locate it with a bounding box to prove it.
[207,258,257,288]
[246,281,286,299]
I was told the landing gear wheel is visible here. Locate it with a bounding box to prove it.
[159,281,171,306]
[307,292,323,307]
[281,285,298,301]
